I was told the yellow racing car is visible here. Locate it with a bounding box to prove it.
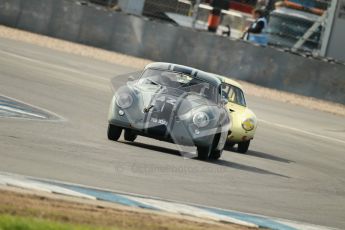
[216,75,258,153]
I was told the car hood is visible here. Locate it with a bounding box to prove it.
[227,103,256,120]
[134,84,218,113]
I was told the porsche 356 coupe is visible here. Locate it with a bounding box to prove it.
[108,63,230,160]
[217,75,257,153]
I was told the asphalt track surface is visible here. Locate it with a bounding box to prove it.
[0,37,345,229]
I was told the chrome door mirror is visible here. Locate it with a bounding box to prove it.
[128,76,135,81]
[221,97,228,105]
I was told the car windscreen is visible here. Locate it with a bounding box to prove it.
[137,69,219,103]
[221,83,246,106]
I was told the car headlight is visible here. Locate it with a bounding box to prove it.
[242,118,255,131]
[193,112,209,128]
[116,93,133,109]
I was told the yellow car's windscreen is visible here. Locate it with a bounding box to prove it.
[221,83,246,106]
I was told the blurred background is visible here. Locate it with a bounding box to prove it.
[80,0,339,59]
[2,0,342,103]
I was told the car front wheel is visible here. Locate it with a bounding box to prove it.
[237,140,250,153]
[124,129,137,142]
[209,149,222,160]
[107,124,122,141]
[197,134,222,160]
[196,145,212,160]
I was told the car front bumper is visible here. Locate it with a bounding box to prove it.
[227,123,256,143]
[109,106,215,147]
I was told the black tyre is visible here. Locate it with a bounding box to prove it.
[209,149,222,160]
[237,140,250,153]
[225,141,235,148]
[209,133,223,160]
[197,145,212,160]
[197,133,223,160]
[124,129,137,142]
[107,124,122,141]
[224,141,235,151]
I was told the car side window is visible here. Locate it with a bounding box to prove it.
[221,83,246,107]
[221,83,230,101]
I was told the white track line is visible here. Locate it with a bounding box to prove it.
[273,218,337,230]
[0,105,46,119]
[0,94,65,121]
[0,175,96,200]
[0,171,337,230]
[1,172,335,229]
[259,119,345,145]
[123,195,258,228]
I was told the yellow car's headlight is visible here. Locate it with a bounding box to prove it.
[242,118,255,131]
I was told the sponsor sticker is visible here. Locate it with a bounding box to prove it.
[150,117,168,125]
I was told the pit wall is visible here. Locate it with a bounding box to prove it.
[0,0,344,104]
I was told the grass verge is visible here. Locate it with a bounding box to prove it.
[0,214,109,230]
[0,188,255,230]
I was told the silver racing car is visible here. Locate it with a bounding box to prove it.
[108,63,230,160]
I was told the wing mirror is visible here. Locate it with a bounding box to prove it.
[221,98,228,105]
[128,76,135,81]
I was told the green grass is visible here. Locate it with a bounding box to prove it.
[0,214,115,230]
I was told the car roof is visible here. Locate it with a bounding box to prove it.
[145,62,222,86]
[213,74,244,90]
[271,7,319,22]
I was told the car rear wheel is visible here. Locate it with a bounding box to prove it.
[237,140,250,153]
[124,129,137,142]
[226,142,235,148]
[224,141,235,151]
[107,124,122,141]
